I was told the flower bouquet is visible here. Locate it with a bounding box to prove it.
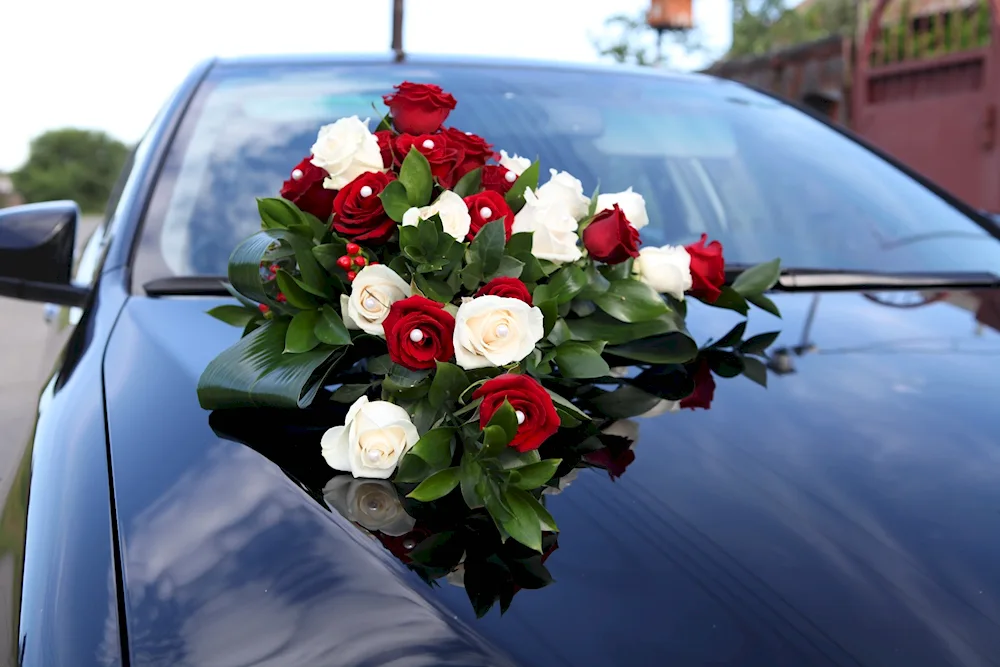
[198,81,782,560]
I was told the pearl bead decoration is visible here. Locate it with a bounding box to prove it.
[409,329,424,342]
[515,410,526,425]
[365,450,381,464]
[479,207,492,220]
[291,169,304,180]
[359,185,373,197]
[504,171,517,183]
[422,139,435,149]
[495,324,509,338]
[363,296,378,311]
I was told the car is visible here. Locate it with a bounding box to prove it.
[2,54,1000,667]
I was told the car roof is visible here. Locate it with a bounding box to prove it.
[210,52,716,85]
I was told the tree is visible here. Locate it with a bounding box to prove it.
[592,11,706,67]
[12,129,129,213]
[727,0,858,59]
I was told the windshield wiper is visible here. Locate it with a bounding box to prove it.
[725,266,1000,291]
[144,276,230,296]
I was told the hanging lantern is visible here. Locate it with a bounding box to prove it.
[647,0,693,31]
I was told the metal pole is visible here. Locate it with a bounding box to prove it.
[392,0,405,62]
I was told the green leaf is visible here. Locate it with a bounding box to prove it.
[554,341,611,379]
[706,349,744,377]
[587,184,601,218]
[534,266,587,306]
[593,279,669,323]
[228,229,333,308]
[546,319,572,347]
[731,258,782,296]
[740,330,781,355]
[567,311,685,345]
[505,231,534,257]
[487,400,518,443]
[257,197,298,229]
[378,180,411,221]
[413,273,455,303]
[394,453,432,484]
[500,488,543,552]
[275,269,318,309]
[383,365,432,391]
[748,292,782,318]
[314,304,352,346]
[504,160,540,212]
[578,262,611,300]
[197,319,344,409]
[207,305,257,328]
[300,210,329,242]
[367,354,393,375]
[529,495,558,532]
[428,362,469,408]
[590,384,664,419]
[545,389,591,422]
[511,459,561,490]
[601,258,634,281]
[460,454,485,509]
[710,321,747,349]
[407,467,461,501]
[399,147,434,206]
[467,219,506,278]
[482,425,511,458]
[537,299,558,337]
[606,332,699,364]
[417,216,439,257]
[742,356,768,387]
[707,285,750,315]
[408,427,456,470]
[312,243,346,275]
[486,255,524,281]
[285,310,320,353]
[331,383,370,403]
[453,167,483,198]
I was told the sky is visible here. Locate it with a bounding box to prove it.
[0,0,733,172]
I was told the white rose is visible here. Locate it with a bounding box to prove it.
[535,169,590,221]
[511,188,582,264]
[596,187,649,230]
[637,398,681,418]
[323,476,416,536]
[498,150,531,176]
[321,396,420,479]
[310,116,385,190]
[341,264,411,336]
[632,245,693,301]
[453,295,544,370]
[401,190,471,241]
[602,419,640,443]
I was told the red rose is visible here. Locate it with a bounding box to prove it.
[383,296,456,371]
[394,133,465,189]
[584,446,636,481]
[383,82,457,135]
[684,234,725,303]
[279,157,335,221]
[443,127,494,180]
[473,374,560,453]
[332,172,397,244]
[464,190,514,241]
[581,204,640,265]
[481,165,516,195]
[476,277,532,305]
[680,359,715,410]
[376,527,433,564]
[375,130,394,168]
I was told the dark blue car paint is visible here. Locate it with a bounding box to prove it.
[4,55,1000,666]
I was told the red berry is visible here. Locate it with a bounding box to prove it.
[370,260,379,266]
[346,242,361,255]
[276,293,287,303]
[258,304,270,314]
[346,270,357,281]
[269,263,280,274]
[353,256,367,267]
[337,255,352,270]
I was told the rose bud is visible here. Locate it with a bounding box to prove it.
[476,277,532,305]
[684,234,726,303]
[472,374,560,453]
[481,165,517,195]
[394,133,465,189]
[332,172,398,245]
[382,295,457,371]
[383,82,458,135]
[464,190,514,241]
[680,359,715,410]
[279,156,335,221]
[581,204,640,265]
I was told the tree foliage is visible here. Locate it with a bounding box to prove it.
[592,11,705,67]
[11,128,129,213]
[728,0,858,58]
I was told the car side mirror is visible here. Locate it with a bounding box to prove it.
[0,201,90,307]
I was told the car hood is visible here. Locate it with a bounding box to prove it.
[103,288,1000,667]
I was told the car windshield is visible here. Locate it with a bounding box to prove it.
[133,61,1000,285]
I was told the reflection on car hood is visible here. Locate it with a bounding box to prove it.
[102,288,1000,667]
